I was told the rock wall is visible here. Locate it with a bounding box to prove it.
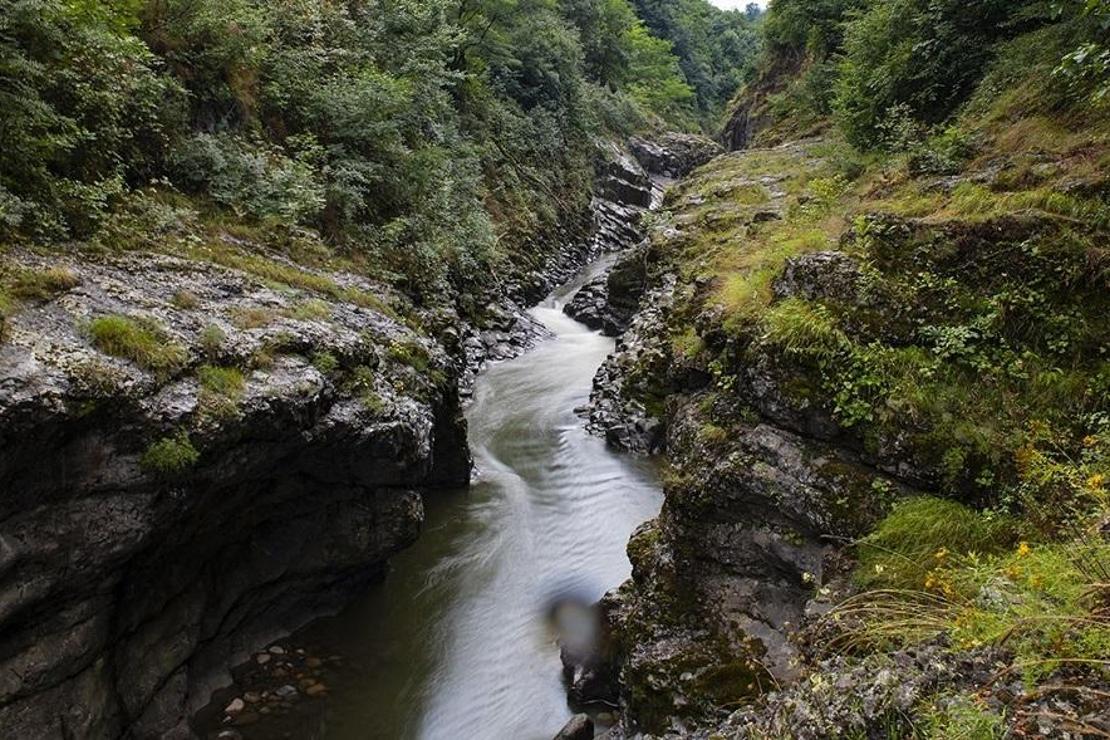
[0,250,470,738]
[578,142,922,735]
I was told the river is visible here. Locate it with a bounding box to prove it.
[293,259,662,740]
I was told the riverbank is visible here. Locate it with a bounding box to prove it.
[574,42,1110,736]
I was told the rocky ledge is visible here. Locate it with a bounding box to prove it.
[0,246,469,738]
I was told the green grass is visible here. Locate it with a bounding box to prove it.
[8,266,80,300]
[172,289,201,309]
[284,298,332,321]
[311,351,339,374]
[88,315,188,377]
[196,365,244,398]
[229,306,276,329]
[199,324,226,358]
[855,497,1019,591]
[187,242,395,317]
[387,339,430,372]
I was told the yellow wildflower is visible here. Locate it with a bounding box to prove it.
[1017,541,1031,557]
[1087,473,1105,490]
[934,547,949,561]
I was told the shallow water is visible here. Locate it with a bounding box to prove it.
[305,260,662,740]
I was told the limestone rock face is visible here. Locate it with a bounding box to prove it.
[0,249,469,738]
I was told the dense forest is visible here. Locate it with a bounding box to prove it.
[0,0,759,300]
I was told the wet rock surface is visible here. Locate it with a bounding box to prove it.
[194,640,340,739]
[553,713,594,740]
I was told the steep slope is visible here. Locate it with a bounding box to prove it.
[587,20,1110,736]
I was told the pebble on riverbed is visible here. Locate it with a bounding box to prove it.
[212,642,340,732]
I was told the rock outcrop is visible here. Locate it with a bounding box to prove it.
[581,142,922,735]
[0,248,469,738]
[629,133,724,179]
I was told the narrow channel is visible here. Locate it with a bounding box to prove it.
[298,259,662,739]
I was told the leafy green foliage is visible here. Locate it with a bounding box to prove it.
[141,431,200,477]
[630,0,761,118]
[1,0,746,295]
[0,0,184,239]
[833,0,1036,148]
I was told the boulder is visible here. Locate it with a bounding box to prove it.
[0,248,470,738]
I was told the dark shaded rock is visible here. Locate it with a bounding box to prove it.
[772,251,863,304]
[0,250,469,739]
[553,713,594,740]
[629,134,724,178]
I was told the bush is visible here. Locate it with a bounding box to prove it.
[141,432,199,477]
[833,0,1036,148]
[88,315,187,377]
[170,133,324,224]
[0,0,185,239]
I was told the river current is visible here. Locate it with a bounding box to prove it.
[301,259,662,739]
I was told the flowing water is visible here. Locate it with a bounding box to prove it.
[299,260,662,740]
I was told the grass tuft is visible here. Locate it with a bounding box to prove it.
[9,266,80,301]
[88,315,187,378]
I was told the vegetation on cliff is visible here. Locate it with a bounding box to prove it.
[608,0,1109,734]
[0,0,759,307]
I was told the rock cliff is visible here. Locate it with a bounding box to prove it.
[0,247,470,737]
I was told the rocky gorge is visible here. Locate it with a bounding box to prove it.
[571,114,1109,737]
[0,135,674,739]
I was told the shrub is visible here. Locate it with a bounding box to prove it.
[88,315,187,377]
[170,132,324,224]
[141,432,200,477]
[833,0,1035,148]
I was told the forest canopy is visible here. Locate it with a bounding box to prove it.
[745,0,1109,147]
[0,0,759,293]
